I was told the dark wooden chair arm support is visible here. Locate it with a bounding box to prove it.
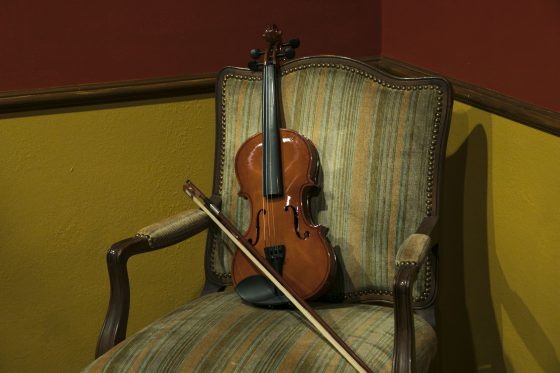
[415,216,439,243]
[392,216,438,373]
[95,209,211,358]
[393,263,421,373]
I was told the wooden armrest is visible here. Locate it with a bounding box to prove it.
[392,216,438,373]
[137,209,211,249]
[395,234,431,267]
[95,209,211,358]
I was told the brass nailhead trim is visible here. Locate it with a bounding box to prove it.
[396,261,417,267]
[282,62,417,90]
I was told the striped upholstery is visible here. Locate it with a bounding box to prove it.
[84,292,436,372]
[211,59,443,302]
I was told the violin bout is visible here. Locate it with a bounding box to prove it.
[232,129,337,301]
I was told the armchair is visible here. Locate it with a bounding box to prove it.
[85,56,452,372]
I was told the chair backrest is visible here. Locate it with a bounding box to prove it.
[204,56,452,306]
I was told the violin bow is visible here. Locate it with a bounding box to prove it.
[184,180,372,373]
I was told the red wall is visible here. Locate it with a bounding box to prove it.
[381,0,560,112]
[4,1,557,113]
[0,0,380,92]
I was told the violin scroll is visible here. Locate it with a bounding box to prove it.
[248,24,300,71]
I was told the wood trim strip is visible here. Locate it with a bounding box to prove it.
[365,56,560,137]
[0,73,216,114]
[1,57,558,137]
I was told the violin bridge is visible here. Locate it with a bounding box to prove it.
[264,245,286,275]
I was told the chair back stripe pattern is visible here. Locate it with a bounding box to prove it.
[211,59,445,302]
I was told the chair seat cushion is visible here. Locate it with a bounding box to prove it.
[84,292,436,372]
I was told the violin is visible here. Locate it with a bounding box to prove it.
[231,25,337,306]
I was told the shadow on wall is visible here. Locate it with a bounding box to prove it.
[435,111,506,372]
[434,109,560,372]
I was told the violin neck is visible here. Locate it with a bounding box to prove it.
[262,63,283,197]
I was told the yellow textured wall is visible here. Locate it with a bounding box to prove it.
[1,95,558,373]
[0,96,215,372]
[437,102,560,372]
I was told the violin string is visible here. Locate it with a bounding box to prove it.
[268,63,274,247]
[263,52,281,250]
[270,59,278,247]
[264,64,270,248]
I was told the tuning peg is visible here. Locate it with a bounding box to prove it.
[280,46,296,59]
[248,60,263,71]
[250,48,264,59]
[284,38,300,49]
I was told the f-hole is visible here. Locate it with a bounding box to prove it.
[248,209,265,245]
[284,205,309,240]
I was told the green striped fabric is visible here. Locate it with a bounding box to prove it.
[212,63,439,301]
[84,292,436,372]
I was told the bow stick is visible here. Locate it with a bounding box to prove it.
[184,180,372,373]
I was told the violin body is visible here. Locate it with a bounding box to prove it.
[230,25,336,304]
[232,128,336,300]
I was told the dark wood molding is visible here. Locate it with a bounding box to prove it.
[364,56,560,137]
[0,73,216,114]
[1,56,558,137]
